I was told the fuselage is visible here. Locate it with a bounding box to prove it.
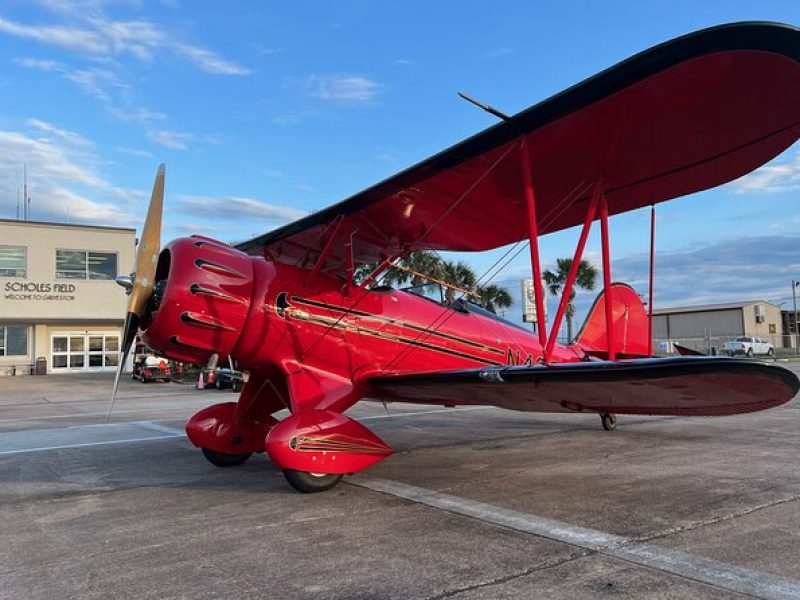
[141,236,583,413]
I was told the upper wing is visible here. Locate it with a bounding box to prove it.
[238,22,800,271]
[368,357,799,416]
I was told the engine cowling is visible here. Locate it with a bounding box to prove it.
[141,236,256,364]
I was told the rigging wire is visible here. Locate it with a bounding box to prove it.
[301,141,519,358]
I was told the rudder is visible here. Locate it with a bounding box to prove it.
[573,283,650,359]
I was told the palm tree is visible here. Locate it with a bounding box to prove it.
[542,258,598,343]
[441,260,476,304]
[355,251,443,288]
[476,284,513,314]
[382,251,444,287]
[357,251,513,315]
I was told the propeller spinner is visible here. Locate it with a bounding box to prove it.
[107,164,165,422]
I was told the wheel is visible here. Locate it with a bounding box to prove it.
[283,469,343,493]
[746,348,754,358]
[232,380,242,393]
[201,447,252,467]
[767,347,775,357]
[600,413,617,431]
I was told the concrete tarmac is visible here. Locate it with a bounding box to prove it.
[1,369,799,599]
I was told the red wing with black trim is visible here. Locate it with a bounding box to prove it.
[368,358,799,417]
[238,22,800,276]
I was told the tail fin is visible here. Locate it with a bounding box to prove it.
[573,283,650,359]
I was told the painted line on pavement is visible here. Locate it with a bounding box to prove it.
[0,405,209,424]
[0,405,493,426]
[0,435,183,456]
[0,420,188,456]
[0,407,490,456]
[355,479,800,600]
[134,421,186,436]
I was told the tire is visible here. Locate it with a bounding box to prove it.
[201,447,252,467]
[600,413,617,431]
[232,380,242,393]
[283,469,343,493]
[746,348,754,358]
[767,347,775,357]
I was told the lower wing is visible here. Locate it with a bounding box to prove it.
[369,357,798,416]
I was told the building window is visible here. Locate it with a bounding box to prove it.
[56,250,117,280]
[0,246,27,277]
[51,333,119,371]
[0,325,29,356]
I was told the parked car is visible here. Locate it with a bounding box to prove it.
[722,336,774,357]
[132,354,172,382]
[215,368,244,392]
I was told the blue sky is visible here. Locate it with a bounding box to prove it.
[1,1,799,325]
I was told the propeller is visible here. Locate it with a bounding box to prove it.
[107,164,165,422]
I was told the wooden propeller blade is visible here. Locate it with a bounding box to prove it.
[107,165,165,423]
[128,164,165,318]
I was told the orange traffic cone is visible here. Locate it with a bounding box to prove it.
[196,371,205,390]
[207,369,215,386]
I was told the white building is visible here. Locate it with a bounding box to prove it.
[0,219,135,375]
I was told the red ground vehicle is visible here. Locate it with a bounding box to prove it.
[132,354,172,383]
[111,23,800,492]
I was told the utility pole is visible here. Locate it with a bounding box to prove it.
[16,188,20,220]
[23,163,28,221]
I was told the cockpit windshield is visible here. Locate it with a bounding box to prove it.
[401,282,446,305]
[400,282,529,332]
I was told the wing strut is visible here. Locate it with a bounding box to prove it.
[543,181,602,361]
[599,192,615,360]
[648,204,656,356]
[520,139,548,351]
[307,216,345,283]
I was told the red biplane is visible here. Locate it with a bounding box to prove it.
[112,22,800,492]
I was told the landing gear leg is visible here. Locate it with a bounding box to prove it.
[600,413,617,431]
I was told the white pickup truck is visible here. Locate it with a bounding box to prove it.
[722,336,774,357]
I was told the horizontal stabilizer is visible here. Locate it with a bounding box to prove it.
[370,357,798,417]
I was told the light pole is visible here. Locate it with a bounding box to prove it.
[793,280,800,353]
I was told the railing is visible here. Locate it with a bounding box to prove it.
[653,334,796,357]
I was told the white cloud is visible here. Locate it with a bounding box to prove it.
[0,130,103,187]
[0,12,250,75]
[146,129,193,150]
[0,15,107,54]
[730,152,800,194]
[28,63,166,126]
[14,57,60,71]
[116,146,153,158]
[175,195,307,223]
[174,43,253,75]
[305,74,382,104]
[26,118,90,146]
[272,112,300,126]
[485,47,515,60]
[0,123,137,225]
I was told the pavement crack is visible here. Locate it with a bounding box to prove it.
[423,549,592,600]
[633,493,800,543]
